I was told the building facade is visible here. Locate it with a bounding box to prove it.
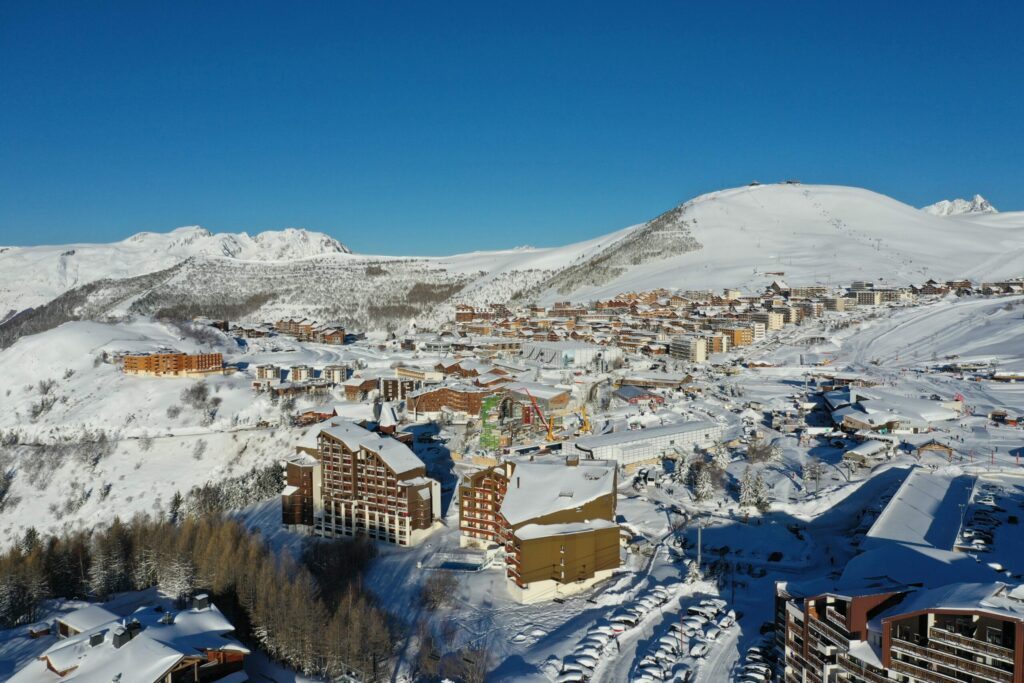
[281,421,440,546]
[122,353,223,377]
[459,460,620,602]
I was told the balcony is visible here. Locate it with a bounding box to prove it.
[890,656,985,683]
[836,653,890,683]
[808,615,849,648]
[826,605,848,629]
[891,637,1013,683]
[928,626,1015,663]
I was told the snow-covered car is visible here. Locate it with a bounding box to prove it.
[702,598,728,611]
[638,596,660,610]
[588,623,616,637]
[682,615,707,628]
[573,646,601,661]
[573,654,599,670]
[717,614,735,629]
[703,625,722,641]
[658,635,683,651]
[669,663,692,681]
[584,632,612,647]
[687,605,718,620]
[637,665,666,680]
[743,663,771,676]
[689,643,709,658]
[611,612,640,627]
[555,672,586,683]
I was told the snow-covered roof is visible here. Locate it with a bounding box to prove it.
[877,582,1024,624]
[320,421,424,475]
[864,468,974,552]
[499,462,615,527]
[14,602,248,683]
[574,420,721,450]
[56,605,119,633]
[514,519,618,541]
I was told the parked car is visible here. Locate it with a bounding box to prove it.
[689,643,709,657]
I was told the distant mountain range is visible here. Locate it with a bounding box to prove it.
[922,194,998,216]
[2,184,1022,340]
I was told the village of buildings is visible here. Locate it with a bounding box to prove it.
[4,272,1024,683]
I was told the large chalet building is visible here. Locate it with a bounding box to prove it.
[122,352,223,377]
[282,420,441,546]
[459,459,620,602]
[13,596,247,683]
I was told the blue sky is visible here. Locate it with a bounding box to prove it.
[1,1,1022,254]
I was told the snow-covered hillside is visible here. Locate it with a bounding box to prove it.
[0,226,350,316]
[922,194,998,216]
[3,184,1022,331]
[528,184,1024,303]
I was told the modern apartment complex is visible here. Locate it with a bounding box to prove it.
[122,352,223,376]
[459,459,620,602]
[281,420,440,546]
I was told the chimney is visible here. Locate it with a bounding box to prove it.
[192,593,210,610]
[516,477,520,489]
[159,611,175,625]
[112,626,129,649]
[89,631,105,647]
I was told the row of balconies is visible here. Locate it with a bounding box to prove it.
[807,614,849,648]
[890,637,1013,683]
[929,626,1016,662]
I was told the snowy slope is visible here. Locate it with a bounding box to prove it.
[530,184,1024,303]
[0,227,350,315]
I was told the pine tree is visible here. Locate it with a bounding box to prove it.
[712,444,731,472]
[753,470,772,513]
[739,466,756,508]
[694,467,714,502]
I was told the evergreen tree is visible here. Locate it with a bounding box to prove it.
[753,470,772,513]
[712,444,731,472]
[694,467,714,502]
[739,466,756,508]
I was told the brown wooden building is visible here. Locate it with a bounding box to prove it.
[122,352,223,377]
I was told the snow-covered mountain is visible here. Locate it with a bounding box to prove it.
[0,226,350,316]
[922,194,998,216]
[2,184,1022,337]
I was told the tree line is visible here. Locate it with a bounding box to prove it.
[0,514,394,681]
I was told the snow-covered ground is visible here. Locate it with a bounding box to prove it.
[2,292,1024,681]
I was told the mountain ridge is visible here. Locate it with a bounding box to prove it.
[2,183,1023,336]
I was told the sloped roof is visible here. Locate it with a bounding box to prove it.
[500,461,615,527]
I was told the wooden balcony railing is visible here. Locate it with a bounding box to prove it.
[929,626,1016,662]
[836,653,891,683]
[892,637,1012,683]
[890,656,982,683]
[808,615,849,648]
[826,605,848,629]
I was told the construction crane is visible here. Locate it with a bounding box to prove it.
[522,387,556,442]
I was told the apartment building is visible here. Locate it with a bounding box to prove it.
[407,383,499,417]
[857,290,884,307]
[669,334,708,362]
[281,421,440,546]
[459,459,620,602]
[122,352,223,377]
[777,581,1024,683]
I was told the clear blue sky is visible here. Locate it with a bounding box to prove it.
[1,1,1022,254]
